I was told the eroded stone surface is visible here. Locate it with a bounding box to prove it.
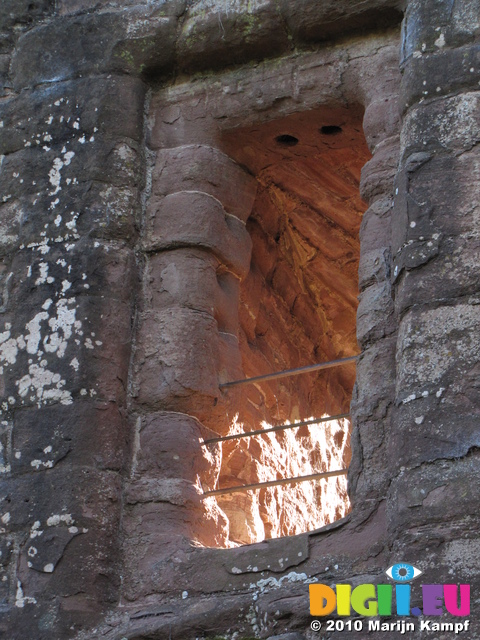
[1,1,479,639]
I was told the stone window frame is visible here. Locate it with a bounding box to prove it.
[120,28,402,638]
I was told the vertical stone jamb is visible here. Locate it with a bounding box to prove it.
[123,130,257,598]
[345,41,402,519]
[388,0,480,579]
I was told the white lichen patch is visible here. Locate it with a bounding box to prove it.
[0,289,88,410]
[434,32,446,48]
[48,150,75,197]
[250,571,314,593]
[15,580,37,608]
[17,363,72,405]
[30,458,54,470]
[443,539,480,575]
[47,513,74,527]
[30,521,43,538]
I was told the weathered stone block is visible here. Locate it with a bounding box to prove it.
[56,0,186,15]
[356,281,394,346]
[401,92,480,159]
[10,243,135,305]
[396,303,480,398]
[401,0,480,64]
[0,75,145,157]
[395,235,480,314]
[177,0,290,73]
[278,0,403,45]
[360,136,399,202]
[389,404,480,471]
[343,41,402,107]
[351,337,396,422]
[400,45,480,113]
[145,249,218,313]
[11,7,177,89]
[358,246,390,291]
[145,192,252,278]
[145,250,241,336]
[133,307,220,407]
[12,401,127,474]
[151,145,257,222]
[148,100,219,150]
[359,197,393,253]
[406,149,480,237]
[134,413,212,482]
[0,245,134,406]
[363,96,401,152]
[388,452,480,535]
[0,143,143,246]
[0,0,55,54]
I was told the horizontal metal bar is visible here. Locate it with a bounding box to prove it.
[219,356,358,389]
[201,468,348,498]
[202,413,351,445]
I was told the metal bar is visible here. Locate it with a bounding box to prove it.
[201,468,348,498]
[219,356,358,389]
[202,412,351,445]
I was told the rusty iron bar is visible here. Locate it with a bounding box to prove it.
[202,412,351,445]
[218,355,358,389]
[201,469,348,498]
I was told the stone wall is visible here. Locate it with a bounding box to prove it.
[0,1,479,639]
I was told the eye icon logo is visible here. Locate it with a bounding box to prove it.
[385,563,422,582]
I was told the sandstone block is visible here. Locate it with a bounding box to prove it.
[0,255,134,411]
[360,136,399,202]
[0,142,143,246]
[145,192,252,278]
[11,7,177,89]
[0,0,54,53]
[389,404,480,471]
[406,149,480,237]
[401,0,480,64]
[145,250,240,336]
[359,197,393,253]
[177,0,290,73]
[12,401,127,474]
[278,0,402,45]
[351,337,396,422]
[388,452,480,535]
[356,281,394,347]
[134,413,212,482]
[133,307,220,407]
[362,96,401,152]
[394,235,480,315]
[11,242,136,304]
[358,247,390,290]
[401,92,480,159]
[400,45,480,113]
[0,75,145,157]
[342,41,402,107]
[396,303,480,398]
[151,145,257,222]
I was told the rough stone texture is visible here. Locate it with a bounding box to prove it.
[1,0,479,639]
[216,107,369,543]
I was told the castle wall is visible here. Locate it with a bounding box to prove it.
[0,1,479,638]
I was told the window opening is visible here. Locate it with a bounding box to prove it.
[204,106,370,546]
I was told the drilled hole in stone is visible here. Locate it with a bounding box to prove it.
[320,125,343,135]
[275,134,299,146]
